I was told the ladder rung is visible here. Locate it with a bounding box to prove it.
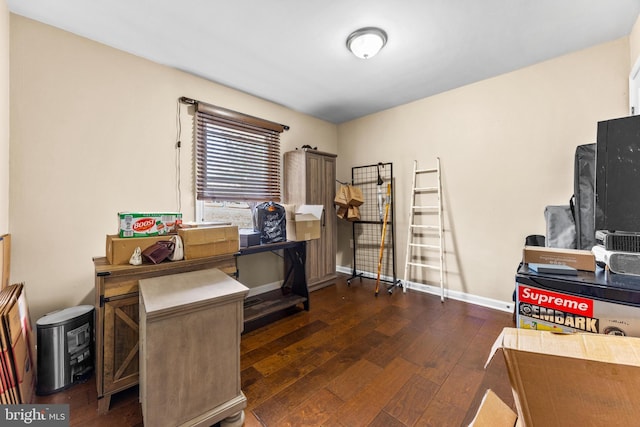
[414,186,438,192]
[409,243,440,249]
[410,225,439,230]
[412,205,439,210]
[408,262,441,270]
[416,168,437,174]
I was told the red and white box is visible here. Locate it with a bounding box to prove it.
[516,283,640,336]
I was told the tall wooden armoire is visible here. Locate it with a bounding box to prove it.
[284,149,337,291]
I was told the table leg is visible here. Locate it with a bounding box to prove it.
[220,410,245,427]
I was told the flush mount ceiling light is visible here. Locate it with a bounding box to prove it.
[346,27,388,59]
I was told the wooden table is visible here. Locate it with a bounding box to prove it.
[237,240,309,324]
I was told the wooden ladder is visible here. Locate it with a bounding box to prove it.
[403,158,445,301]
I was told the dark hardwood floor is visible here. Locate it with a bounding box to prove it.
[35,274,516,426]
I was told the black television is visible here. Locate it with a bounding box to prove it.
[595,115,640,235]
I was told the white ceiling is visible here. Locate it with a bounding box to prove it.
[7,0,640,124]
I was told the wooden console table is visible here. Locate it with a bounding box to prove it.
[237,240,309,324]
[93,255,237,414]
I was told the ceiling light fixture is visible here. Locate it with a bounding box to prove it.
[346,27,388,59]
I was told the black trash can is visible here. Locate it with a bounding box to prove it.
[36,305,94,395]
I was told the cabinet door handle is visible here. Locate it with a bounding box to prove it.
[100,292,138,307]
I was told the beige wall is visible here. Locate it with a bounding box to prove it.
[630,15,640,69]
[9,15,337,321]
[0,1,8,234]
[337,38,630,308]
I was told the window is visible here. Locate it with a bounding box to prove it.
[189,99,288,225]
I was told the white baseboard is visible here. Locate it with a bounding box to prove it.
[336,265,514,313]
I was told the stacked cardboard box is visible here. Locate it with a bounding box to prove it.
[283,205,322,241]
[178,225,239,259]
[0,283,35,404]
[106,234,172,265]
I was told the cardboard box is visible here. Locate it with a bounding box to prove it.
[106,235,170,265]
[515,280,640,336]
[523,246,596,271]
[0,284,36,404]
[483,327,640,427]
[118,212,182,238]
[179,221,231,228]
[468,389,518,427]
[285,205,322,241]
[178,225,239,259]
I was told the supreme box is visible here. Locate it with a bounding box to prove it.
[118,212,182,238]
[178,225,239,259]
[515,280,640,336]
[285,205,322,241]
[481,328,640,427]
[523,246,596,271]
[106,235,170,265]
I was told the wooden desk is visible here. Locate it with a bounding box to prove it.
[237,240,309,323]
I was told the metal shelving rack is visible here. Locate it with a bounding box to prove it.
[347,162,402,293]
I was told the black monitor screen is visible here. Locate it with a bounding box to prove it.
[595,115,640,233]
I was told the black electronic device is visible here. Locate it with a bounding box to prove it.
[595,115,640,251]
[596,230,640,252]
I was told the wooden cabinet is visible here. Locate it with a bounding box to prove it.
[284,150,337,291]
[102,294,139,397]
[139,268,248,427]
[93,255,236,414]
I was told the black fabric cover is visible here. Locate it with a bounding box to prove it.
[574,143,596,250]
[545,205,576,249]
[254,201,286,244]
